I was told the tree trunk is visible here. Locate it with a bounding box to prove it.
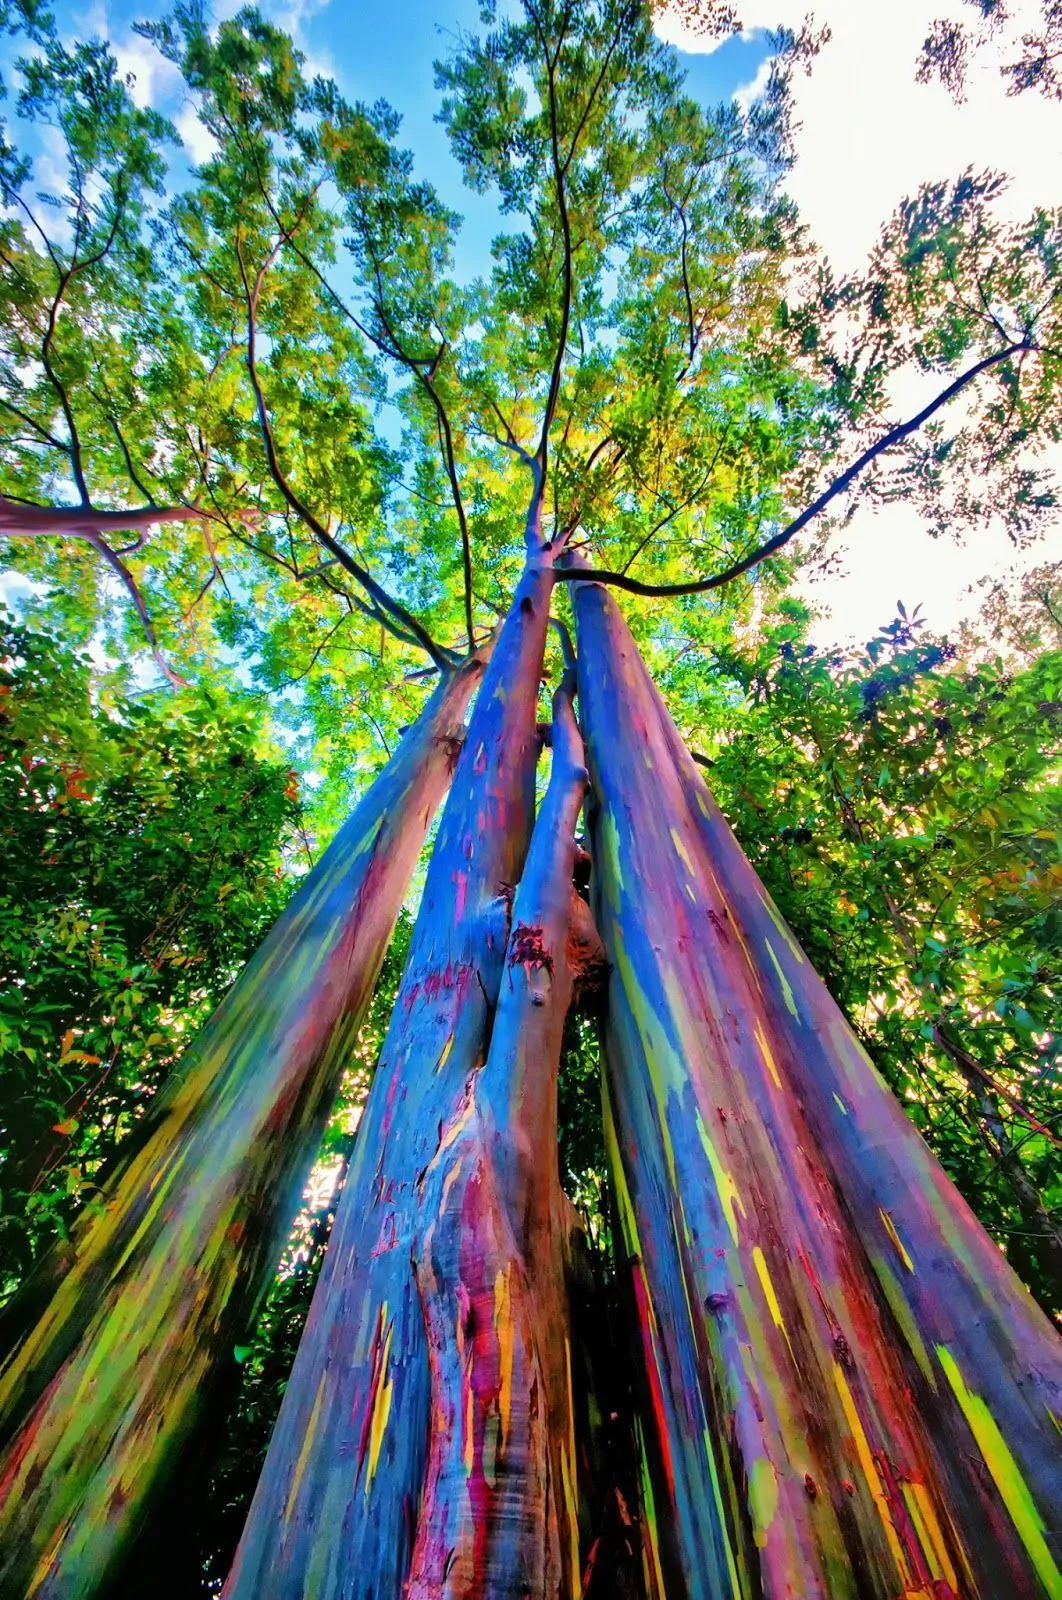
[0,658,485,1600]
[573,576,1062,1600]
[405,666,588,1598]
[223,557,557,1600]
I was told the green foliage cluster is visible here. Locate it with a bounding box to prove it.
[705,598,1062,1316]
[0,612,299,1297]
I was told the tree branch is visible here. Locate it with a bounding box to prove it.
[555,340,1031,598]
[0,497,201,537]
[38,185,127,507]
[235,239,457,671]
[4,519,185,687]
[527,0,573,516]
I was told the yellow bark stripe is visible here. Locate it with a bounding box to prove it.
[753,1019,782,1089]
[364,1312,394,1495]
[751,1245,795,1363]
[493,1267,513,1454]
[902,1480,959,1592]
[937,1344,1062,1598]
[695,1109,745,1245]
[670,825,696,877]
[763,939,799,1017]
[285,1371,328,1519]
[879,1209,915,1273]
[833,1362,914,1587]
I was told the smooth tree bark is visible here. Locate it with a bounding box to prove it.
[405,662,590,1598]
[573,576,1062,1600]
[223,552,557,1600]
[0,656,485,1600]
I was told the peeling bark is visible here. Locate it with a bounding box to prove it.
[0,659,485,1600]
[573,577,1062,1600]
[406,669,588,1599]
[224,559,556,1600]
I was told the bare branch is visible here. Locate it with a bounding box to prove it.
[39,185,128,507]
[0,497,201,537]
[556,340,1031,598]
[527,0,573,510]
[235,236,458,671]
[0,394,70,454]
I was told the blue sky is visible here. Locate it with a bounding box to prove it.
[287,2,769,280]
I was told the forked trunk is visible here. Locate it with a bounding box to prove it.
[224,559,556,1600]
[573,577,1062,1600]
[406,667,589,1598]
[0,659,485,1600]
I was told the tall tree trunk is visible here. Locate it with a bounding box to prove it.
[405,664,588,1598]
[224,557,556,1600]
[573,576,1062,1600]
[0,658,485,1600]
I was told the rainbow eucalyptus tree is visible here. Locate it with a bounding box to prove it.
[0,651,486,1597]
[573,573,1062,1598]
[223,550,583,1598]
[0,1,1060,1597]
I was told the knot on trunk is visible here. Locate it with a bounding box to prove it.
[436,729,466,773]
[509,921,553,974]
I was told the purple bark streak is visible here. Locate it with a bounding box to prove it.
[0,661,483,1600]
[573,578,1062,1600]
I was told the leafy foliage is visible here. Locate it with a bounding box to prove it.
[918,1,1062,102]
[0,612,299,1297]
[703,598,1062,1316]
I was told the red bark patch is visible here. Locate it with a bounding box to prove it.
[508,921,553,974]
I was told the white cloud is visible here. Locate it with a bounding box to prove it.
[655,0,1061,641]
[734,53,771,114]
[657,0,1059,272]
[799,506,1055,649]
[174,104,219,167]
[83,0,333,161]
[30,125,75,249]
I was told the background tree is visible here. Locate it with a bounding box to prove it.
[704,598,1062,1315]
[0,608,298,1299]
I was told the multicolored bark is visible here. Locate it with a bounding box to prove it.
[406,666,589,1598]
[224,557,556,1600]
[0,658,485,1600]
[573,576,1062,1599]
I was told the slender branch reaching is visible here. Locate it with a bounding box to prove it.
[235,240,458,672]
[428,380,476,653]
[530,1,573,489]
[0,395,69,454]
[4,519,186,686]
[38,188,127,507]
[555,340,1031,598]
[262,208,476,656]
